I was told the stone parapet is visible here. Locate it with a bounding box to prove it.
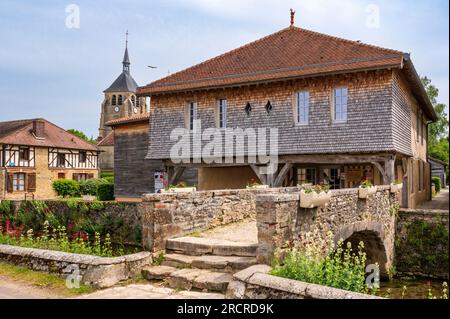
[226,265,382,299]
[0,244,151,288]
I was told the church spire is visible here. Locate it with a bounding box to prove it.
[123,30,130,73]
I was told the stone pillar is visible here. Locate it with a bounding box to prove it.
[139,196,156,251]
[256,193,299,264]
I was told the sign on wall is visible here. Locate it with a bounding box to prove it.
[154,172,164,193]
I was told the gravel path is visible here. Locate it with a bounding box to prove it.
[0,275,64,299]
[418,189,449,210]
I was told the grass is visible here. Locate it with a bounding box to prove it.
[0,261,95,297]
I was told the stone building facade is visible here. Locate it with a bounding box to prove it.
[0,118,99,200]
[138,24,437,209]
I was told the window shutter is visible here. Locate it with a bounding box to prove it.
[88,173,94,180]
[27,173,36,192]
[292,93,299,124]
[7,173,13,192]
[73,173,79,181]
[184,104,190,129]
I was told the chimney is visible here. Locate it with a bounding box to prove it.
[33,119,45,139]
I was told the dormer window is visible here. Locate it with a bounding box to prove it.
[112,95,117,106]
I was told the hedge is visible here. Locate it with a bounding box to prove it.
[432,177,442,193]
[97,183,114,201]
[79,178,110,196]
[52,179,80,197]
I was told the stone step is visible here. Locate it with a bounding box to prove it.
[166,268,233,293]
[166,237,258,257]
[141,265,177,281]
[162,253,257,272]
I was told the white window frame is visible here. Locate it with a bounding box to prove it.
[186,101,198,131]
[333,87,348,123]
[296,91,310,125]
[13,173,26,192]
[217,99,227,129]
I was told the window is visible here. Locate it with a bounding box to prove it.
[131,96,136,106]
[186,102,197,131]
[217,99,227,128]
[333,87,348,122]
[57,153,66,167]
[79,151,87,164]
[19,147,30,161]
[58,173,65,179]
[297,91,309,124]
[112,95,117,106]
[410,159,414,194]
[419,161,424,191]
[73,173,93,182]
[422,122,425,146]
[416,112,420,142]
[118,95,123,105]
[13,173,25,192]
[297,168,316,185]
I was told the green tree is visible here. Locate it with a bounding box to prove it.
[421,77,449,144]
[422,77,449,182]
[67,129,97,144]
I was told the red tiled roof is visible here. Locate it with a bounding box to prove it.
[105,113,150,127]
[0,118,98,151]
[139,26,404,95]
[97,131,114,147]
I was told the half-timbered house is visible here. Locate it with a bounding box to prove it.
[138,18,437,208]
[0,118,99,200]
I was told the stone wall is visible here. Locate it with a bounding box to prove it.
[0,244,151,288]
[141,187,300,252]
[256,186,399,276]
[226,265,381,299]
[395,209,449,279]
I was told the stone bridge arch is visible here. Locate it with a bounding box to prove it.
[334,221,391,277]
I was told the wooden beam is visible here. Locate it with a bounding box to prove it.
[371,161,386,181]
[280,154,392,164]
[169,166,185,185]
[273,163,293,187]
[250,165,267,185]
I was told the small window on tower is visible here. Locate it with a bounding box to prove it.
[112,95,117,106]
[118,95,123,105]
[131,96,136,106]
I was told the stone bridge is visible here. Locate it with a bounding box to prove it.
[255,186,399,276]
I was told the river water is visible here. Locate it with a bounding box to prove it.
[378,278,447,299]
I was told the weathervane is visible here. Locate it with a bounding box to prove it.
[290,8,296,27]
[125,30,129,48]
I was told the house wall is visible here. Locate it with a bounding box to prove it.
[198,166,259,190]
[3,147,98,200]
[392,70,431,208]
[98,145,114,173]
[147,70,396,159]
[0,168,5,199]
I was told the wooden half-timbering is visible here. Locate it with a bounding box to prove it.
[48,148,98,169]
[1,145,35,167]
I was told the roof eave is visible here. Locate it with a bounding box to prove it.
[401,54,438,122]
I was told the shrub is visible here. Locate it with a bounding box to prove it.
[102,176,114,184]
[0,200,12,215]
[100,172,114,179]
[53,179,80,197]
[432,177,442,193]
[97,183,114,201]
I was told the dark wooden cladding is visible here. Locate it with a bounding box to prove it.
[114,129,198,197]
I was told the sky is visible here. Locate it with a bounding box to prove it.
[0,0,448,138]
